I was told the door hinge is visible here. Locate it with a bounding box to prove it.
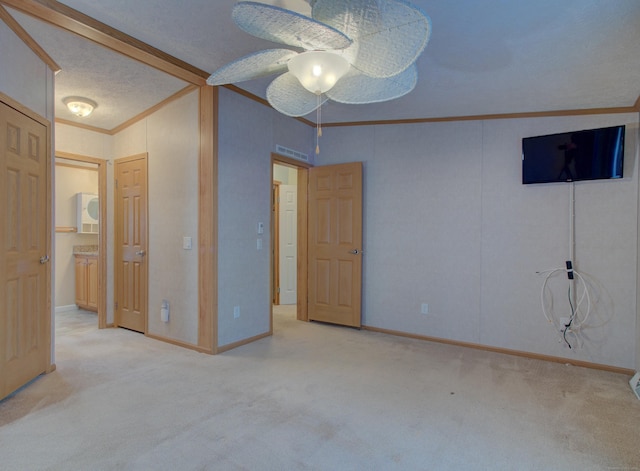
[115,301,118,310]
[115,179,118,189]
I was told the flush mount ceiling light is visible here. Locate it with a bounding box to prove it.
[63,96,97,117]
[207,0,432,117]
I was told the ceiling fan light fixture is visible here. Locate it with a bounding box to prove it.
[63,96,97,117]
[287,51,350,94]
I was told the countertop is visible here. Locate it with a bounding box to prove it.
[73,245,98,257]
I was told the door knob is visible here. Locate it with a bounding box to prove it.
[136,250,146,257]
[348,249,361,255]
[39,255,50,264]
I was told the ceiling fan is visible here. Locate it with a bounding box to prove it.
[207,0,432,118]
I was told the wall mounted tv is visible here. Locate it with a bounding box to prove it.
[522,125,625,184]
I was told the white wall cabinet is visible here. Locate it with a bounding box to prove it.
[77,192,99,234]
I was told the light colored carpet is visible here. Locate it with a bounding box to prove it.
[1,306,639,470]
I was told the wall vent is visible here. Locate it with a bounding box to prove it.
[276,144,309,162]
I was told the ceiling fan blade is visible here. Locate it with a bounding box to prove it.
[326,65,418,104]
[233,1,352,51]
[266,73,328,117]
[312,0,431,78]
[207,49,297,86]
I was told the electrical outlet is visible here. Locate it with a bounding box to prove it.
[161,300,169,323]
[421,303,429,315]
[233,306,240,319]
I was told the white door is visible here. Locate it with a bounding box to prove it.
[279,184,297,304]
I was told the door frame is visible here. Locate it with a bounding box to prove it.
[272,181,281,305]
[54,151,108,328]
[113,153,149,334]
[270,153,311,331]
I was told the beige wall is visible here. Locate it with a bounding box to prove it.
[56,90,200,345]
[318,113,640,370]
[0,21,52,119]
[273,163,297,185]
[54,124,112,158]
[217,87,314,347]
[112,90,200,344]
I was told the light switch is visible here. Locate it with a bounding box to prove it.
[257,222,264,234]
[183,236,192,250]
[257,238,263,250]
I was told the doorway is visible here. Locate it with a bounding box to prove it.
[270,154,311,331]
[273,164,298,306]
[270,156,364,331]
[53,151,108,329]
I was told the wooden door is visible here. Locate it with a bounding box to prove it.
[308,162,363,327]
[74,256,88,307]
[86,257,98,310]
[115,155,148,333]
[0,100,50,400]
[279,184,297,304]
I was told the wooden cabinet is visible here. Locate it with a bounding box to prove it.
[75,254,98,311]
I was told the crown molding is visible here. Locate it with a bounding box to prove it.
[0,0,207,85]
[0,4,60,72]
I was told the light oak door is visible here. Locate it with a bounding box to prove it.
[279,184,297,305]
[86,256,98,311]
[115,155,148,333]
[74,256,88,307]
[308,162,363,327]
[0,101,50,400]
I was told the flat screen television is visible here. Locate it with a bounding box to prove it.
[522,125,625,184]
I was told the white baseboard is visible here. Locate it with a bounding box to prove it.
[55,304,78,313]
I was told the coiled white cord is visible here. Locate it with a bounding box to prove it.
[538,267,591,347]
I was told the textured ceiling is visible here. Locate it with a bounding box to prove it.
[6,6,189,130]
[7,0,640,128]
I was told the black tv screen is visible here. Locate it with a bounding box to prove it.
[522,125,625,184]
